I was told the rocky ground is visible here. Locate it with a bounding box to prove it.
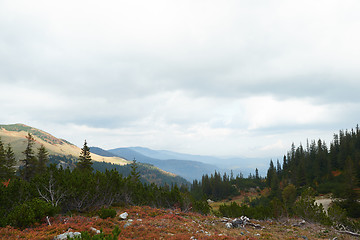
[0,206,356,239]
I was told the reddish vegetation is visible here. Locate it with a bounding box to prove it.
[1,179,10,188]
[0,206,353,239]
[331,170,342,177]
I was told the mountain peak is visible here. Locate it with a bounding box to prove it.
[0,123,72,146]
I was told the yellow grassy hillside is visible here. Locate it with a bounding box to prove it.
[0,124,129,166]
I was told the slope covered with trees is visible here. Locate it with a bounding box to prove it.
[0,135,207,228]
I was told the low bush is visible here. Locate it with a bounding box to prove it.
[98,208,117,219]
[7,198,58,228]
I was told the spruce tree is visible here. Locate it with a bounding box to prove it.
[21,133,38,181]
[37,144,49,173]
[77,140,93,171]
[4,143,16,178]
[130,159,140,183]
[0,138,6,178]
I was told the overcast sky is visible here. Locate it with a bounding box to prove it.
[1,0,360,159]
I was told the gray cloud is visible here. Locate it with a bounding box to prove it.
[1,0,360,158]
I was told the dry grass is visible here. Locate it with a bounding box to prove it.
[0,129,129,166]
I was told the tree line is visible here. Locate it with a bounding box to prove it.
[0,134,209,228]
[191,169,266,201]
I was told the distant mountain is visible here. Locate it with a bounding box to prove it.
[129,147,269,177]
[103,147,221,181]
[128,147,270,172]
[90,147,119,157]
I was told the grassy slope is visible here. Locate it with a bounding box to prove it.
[0,205,352,240]
[0,124,185,184]
[0,124,128,165]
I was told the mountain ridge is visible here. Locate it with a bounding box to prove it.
[91,147,222,181]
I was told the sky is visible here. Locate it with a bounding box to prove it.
[1,0,360,160]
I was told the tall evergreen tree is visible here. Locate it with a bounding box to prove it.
[77,140,93,171]
[4,143,16,178]
[37,144,49,173]
[130,159,141,183]
[0,138,6,178]
[20,133,38,181]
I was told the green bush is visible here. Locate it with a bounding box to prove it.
[98,208,117,219]
[293,187,331,225]
[7,198,58,228]
[192,200,211,215]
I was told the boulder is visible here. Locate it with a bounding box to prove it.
[225,222,233,229]
[119,212,128,220]
[54,232,81,240]
[90,227,101,234]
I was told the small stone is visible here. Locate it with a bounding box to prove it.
[225,222,233,229]
[123,221,132,228]
[54,232,81,240]
[119,212,128,220]
[90,227,101,234]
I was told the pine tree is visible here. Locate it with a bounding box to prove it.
[37,144,49,173]
[77,140,93,171]
[21,133,38,181]
[0,138,6,178]
[130,159,141,183]
[4,143,16,178]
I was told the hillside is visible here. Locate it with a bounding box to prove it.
[0,124,189,186]
[0,124,128,166]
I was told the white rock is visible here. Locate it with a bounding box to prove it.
[119,212,128,220]
[54,232,81,240]
[225,222,233,229]
[90,227,101,234]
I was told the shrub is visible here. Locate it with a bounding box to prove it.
[328,203,360,233]
[98,208,117,219]
[192,200,211,215]
[293,187,331,225]
[7,198,58,228]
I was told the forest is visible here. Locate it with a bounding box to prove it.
[1,126,360,234]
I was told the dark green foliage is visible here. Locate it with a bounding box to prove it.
[4,143,16,178]
[279,126,360,200]
[6,198,57,228]
[336,199,360,218]
[218,199,273,220]
[293,187,331,225]
[328,203,360,233]
[0,138,6,178]
[77,140,93,172]
[37,144,49,173]
[129,159,140,183]
[98,208,117,219]
[192,199,211,215]
[20,133,38,181]
[191,170,265,201]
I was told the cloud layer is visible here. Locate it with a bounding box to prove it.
[1,0,360,158]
